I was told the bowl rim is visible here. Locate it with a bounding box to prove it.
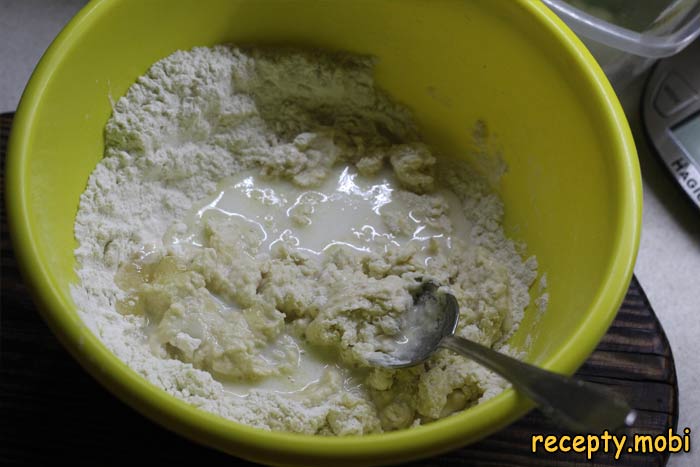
[5,0,641,464]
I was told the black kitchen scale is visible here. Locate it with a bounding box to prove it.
[643,37,700,210]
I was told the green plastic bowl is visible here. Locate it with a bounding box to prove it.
[6,0,641,465]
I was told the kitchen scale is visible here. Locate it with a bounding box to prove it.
[643,38,700,210]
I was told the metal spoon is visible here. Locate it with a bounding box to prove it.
[368,281,637,432]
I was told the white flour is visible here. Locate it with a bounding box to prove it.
[71,46,540,434]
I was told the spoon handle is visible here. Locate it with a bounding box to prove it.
[439,335,636,432]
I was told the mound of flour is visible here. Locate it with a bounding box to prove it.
[71,46,539,434]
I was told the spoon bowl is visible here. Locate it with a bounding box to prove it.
[367,281,458,368]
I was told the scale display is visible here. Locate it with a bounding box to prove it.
[671,111,700,166]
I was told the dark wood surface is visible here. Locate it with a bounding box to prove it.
[0,112,678,466]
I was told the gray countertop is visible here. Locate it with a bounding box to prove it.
[1,1,698,466]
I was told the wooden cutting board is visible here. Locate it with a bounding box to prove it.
[0,113,678,466]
